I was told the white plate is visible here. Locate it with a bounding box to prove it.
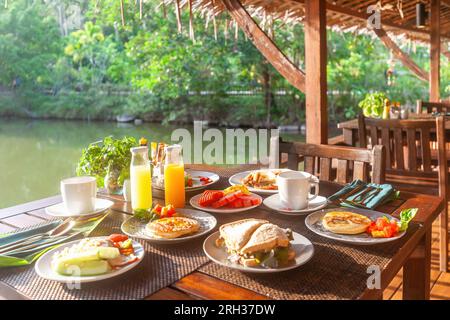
[120,208,217,244]
[34,237,144,283]
[153,170,219,192]
[203,231,314,273]
[305,207,406,245]
[45,198,114,218]
[189,192,262,213]
[264,194,328,215]
[228,169,291,194]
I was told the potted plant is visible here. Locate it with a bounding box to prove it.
[358,92,388,118]
[76,136,138,194]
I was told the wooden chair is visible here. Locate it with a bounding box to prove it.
[416,100,450,114]
[358,115,448,271]
[269,138,385,185]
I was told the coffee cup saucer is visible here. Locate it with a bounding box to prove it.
[263,194,328,215]
[45,198,114,218]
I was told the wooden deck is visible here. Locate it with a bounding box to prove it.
[385,205,450,300]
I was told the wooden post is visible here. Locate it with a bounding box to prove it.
[430,0,440,102]
[305,0,327,144]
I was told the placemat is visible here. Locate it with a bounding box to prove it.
[198,209,420,300]
[0,214,210,300]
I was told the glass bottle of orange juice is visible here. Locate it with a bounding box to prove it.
[130,146,152,211]
[164,145,185,208]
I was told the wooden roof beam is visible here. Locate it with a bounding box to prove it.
[292,0,448,39]
[373,27,429,82]
[222,0,306,92]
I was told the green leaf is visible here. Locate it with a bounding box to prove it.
[399,208,418,232]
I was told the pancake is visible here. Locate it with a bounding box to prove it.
[146,217,200,239]
[322,211,372,235]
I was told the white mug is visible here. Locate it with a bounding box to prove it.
[61,176,97,215]
[277,171,319,210]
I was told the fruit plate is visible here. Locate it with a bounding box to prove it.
[228,169,291,194]
[153,170,219,192]
[305,207,406,245]
[203,231,314,273]
[34,237,144,283]
[121,208,217,244]
[189,192,262,213]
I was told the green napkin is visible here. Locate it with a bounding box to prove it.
[0,214,107,268]
[328,180,398,209]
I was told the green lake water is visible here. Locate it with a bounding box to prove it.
[0,119,306,209]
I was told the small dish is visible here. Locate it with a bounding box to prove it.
[263,194,328,215]
[45,198,114,218]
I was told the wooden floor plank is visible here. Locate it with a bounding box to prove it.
[389,221,447,300]
[430,271,450,300]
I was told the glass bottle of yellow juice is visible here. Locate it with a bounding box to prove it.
[164,145,185,208]
[130,146,152,211]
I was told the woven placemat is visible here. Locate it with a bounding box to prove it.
[198,209,420,300]
[0,214,210,300]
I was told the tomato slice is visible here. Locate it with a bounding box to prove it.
[108,234,129,243]
[153,204,163,213]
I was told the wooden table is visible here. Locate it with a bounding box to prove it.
[0,165,444,300]
[338,117,450,147]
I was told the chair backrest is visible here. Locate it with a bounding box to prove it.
[358,115,447,196]
[274,139,385,184]
[416,100,450,114]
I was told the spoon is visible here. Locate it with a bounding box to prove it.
[0,219,76,254]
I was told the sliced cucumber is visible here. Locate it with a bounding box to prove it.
[53,260,111,276]
[98,247,120,260]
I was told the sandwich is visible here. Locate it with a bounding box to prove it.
[241,170,281,190]
[322,211,372,235]
[146,216,200,239]
[215,218,295,268]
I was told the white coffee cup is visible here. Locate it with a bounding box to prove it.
[60,176,97,215]
[277,171,319,210]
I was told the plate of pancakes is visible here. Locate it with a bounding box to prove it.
[121,208,217,244]
[305,207,406,245]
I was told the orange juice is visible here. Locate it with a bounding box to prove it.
[164,163,185,208]
[130,164,152,210]
[130,146,152,211]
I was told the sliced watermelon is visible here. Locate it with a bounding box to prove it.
[211,191,245,208]
[227,195,261,208]
[198,190,224,207]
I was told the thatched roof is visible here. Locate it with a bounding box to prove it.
[161,0,450,42]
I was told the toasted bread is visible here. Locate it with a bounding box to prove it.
[218,218,268,252]
[146,217,200,239]
[322,211,372,235]
[241,170,280,190]
[240,223,290,255]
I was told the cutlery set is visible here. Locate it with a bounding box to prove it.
[0,219,80,256]
[336,185,383,209]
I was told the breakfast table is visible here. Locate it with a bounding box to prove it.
[0,164,443,300]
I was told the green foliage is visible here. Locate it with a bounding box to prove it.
[0,0,62,87]
[0,0,449,125]
[76,136,138,187]
[358,92,388,118]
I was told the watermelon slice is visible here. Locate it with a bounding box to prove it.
[211,191,245,208]
[227,195,261,208]
[198,190,224,207]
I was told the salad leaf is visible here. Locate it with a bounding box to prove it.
[399,208,418,232]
